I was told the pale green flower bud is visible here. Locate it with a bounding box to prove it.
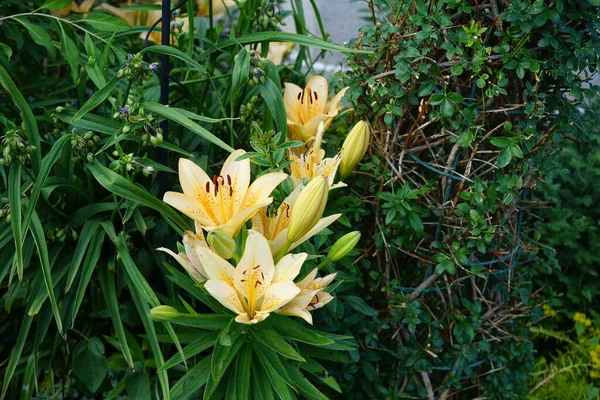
[287,177,329,244]
[339,121,371,179]
[327,231,361,262]
[149,305,180,321]
[207,229,236,259]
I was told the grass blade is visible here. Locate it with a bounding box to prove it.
[71,74,120,122]
[65,217,102,292]
[8,163,24,280]
[1,315,33,399]
[30,211,63,334]
[99,266,135,369]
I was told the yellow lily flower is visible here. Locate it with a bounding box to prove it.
[289,121,346,190]
[196,0,237,17]
[276,268,337,324]
[200,231,306,324]
[283,76,348,142]
[55,0,96,15]
[157,222,209,282]
[251,185,340,255]
[164,150,287,238]
[266,42,295,65]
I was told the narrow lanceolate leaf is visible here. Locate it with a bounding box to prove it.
[71,230,105,328]
[99,266,135,369]
[125,274,170,400]
[234,343,253,399]
[65,217,102,292]
[8,163,24,280]
[22,135,70,235]
[0,64,41,172]
[71,73,120,122]
[252,342,295,400]
[143,102,234,153]
[250,321,305,362]
[58,22,80,83]
[86,161,188,234]
[14,17,56,59]
[259,77,288,138]
[1,315,33,399]
[159,331,219,372]
[284,364,329,400]
[268,314,333,346]
[38,0,72,10]
[170,356,211,400]
[30,211,63,334]
[140,45,207,74]
[216,31,372,54]
[115,233,186,367]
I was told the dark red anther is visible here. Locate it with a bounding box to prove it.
[205,182,210,193]
[227,174,232,186]
[313,90,318,101]
[229,186,233,197]
[255,281,262,287]
[297,92,301,101]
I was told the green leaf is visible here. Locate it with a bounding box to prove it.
[30,211,63,334]
[258,77,288,138]
[231,48,250,98]
[205,337,245,399]
[140,45,207,74]
[125,369,151,400]
[160,331,219,371]
[252,342,295,400]
[71,74,120,122]
[510,143,524,158]
[268,314,333,346]
[71,230,105,328]
[78,14,132,32]
[65,218,102,292]
[98,266,135,369]
[72,337,108,393]
[497,147,512,168]
[440,99,455,118]
[285,364,329,400]
[143,102,234,153]
[340,295,378,317]
[1,315,33,399]
[38,0,72,9]
[8,163,23,280]
[0,64,42,172]
[170,356,211,399]
[216,31,371,55]
[58,22,80,83]
[55,109,122,134]
[418,80,435,97]
[125,273,170,400]
[250,321,305,362]
[14,17,56,59]
[86,160,188,234]
[234,344,252,400]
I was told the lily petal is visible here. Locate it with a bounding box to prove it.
[296,269,319,290]
[326,86,349,114]
[224,199,273,238]
[283,82,303,123]
[234,231,275,302]
[301,76,329,122]
[205,280,246,314]
[242,172,288,209]
[157,247,206,283]
[193,246,236,285]
[220,149,251,213]
[163,192,215,227]
[259,281,301,313]
[289,213,341,251]
[298,115,331,143]
[273,253,307,284]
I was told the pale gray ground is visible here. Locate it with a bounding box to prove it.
[283,0,366,73]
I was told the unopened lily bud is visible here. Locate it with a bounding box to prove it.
[207,229,236,259]
[339,121,370,179]
[287,177,329,244]
[149,305,180,321]
[327,231,361,262]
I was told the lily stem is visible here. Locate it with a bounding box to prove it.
[316,258,332,270]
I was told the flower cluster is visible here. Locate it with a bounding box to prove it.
[158,76,371,325]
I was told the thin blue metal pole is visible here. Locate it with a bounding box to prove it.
[159,0,171,195]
